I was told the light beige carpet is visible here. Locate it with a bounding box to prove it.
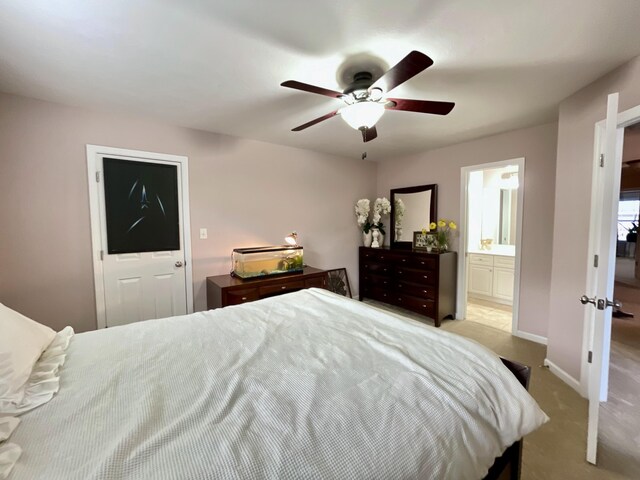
[365,299,639,479]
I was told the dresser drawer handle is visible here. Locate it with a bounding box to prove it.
[281,286,287,290]
[420,261,425,265]
[422,304,427,308]
[398,270,403,274]
[241,296,248,301]
[423,275,428,279]
[380,255,385,260]
[402,258,407,262]
[383,281,388,285]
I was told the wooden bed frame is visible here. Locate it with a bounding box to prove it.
[482,358,532,480]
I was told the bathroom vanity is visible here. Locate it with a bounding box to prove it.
[467,250,515,305]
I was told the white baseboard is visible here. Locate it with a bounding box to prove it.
[543,358,585,396]
[514,330,547,345]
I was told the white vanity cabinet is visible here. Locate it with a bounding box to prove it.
[468,253,515,305]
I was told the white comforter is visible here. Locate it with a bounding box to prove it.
[9,289,547,480]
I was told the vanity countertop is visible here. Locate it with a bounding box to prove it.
[468,245,515,257]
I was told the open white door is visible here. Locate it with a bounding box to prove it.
[583,93,622,464]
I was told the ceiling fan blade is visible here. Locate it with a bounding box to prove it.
[360,126,378,143]
[386,98,455,115]
[370,51,434,94]
[281,80,345,99]
[291,110,339,131]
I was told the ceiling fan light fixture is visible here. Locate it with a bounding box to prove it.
[340,102,385,130]
[369,87,384,101]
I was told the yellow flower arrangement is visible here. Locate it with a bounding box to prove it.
[429,218,457,252]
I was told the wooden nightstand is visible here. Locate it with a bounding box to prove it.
[206,267,327,309]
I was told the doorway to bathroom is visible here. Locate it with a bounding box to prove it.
[457,158,525,335]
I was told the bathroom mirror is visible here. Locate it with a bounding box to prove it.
[390,184,438,249]
[499,188,518,245]
[467,166,518,251]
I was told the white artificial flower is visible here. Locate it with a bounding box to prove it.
[379,197,391,215]
[373,197,391,216]
[394,198,405,225]
[355,198,371,228]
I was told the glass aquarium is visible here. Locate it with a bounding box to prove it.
[232,246,303,279]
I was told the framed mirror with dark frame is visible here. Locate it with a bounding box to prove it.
[390,184,438,249]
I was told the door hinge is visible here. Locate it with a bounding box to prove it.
[594,255,599,268]
[599,154,604,167]
[100,250,104,261]
[95,171,100,182]
[588,351,593,363]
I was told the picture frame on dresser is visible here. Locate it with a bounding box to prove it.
[412,231,436,251]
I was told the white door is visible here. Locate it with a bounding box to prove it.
[583,93,622,464]
[87,146,193,328]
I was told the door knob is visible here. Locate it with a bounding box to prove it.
[580,295,596,306]
[175,261,184,268]
[604,298,622,309]
[580,295,621,310]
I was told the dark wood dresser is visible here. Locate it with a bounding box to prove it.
[206,267,327,309]
[359,247,457,327]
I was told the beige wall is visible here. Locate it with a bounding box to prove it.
[547,55,640,381]
[0,93,376,332]
[377,123,558,339]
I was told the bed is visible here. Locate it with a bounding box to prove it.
[2,288,547,479]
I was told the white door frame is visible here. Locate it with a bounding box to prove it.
[457,158,529,339]
[86,145,194,329]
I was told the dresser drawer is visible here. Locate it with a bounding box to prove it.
[494,256,515,268]
[259,279,305,297]
[396,281,436,300]
[370,287,392,303]
[395,294,436,317]
[410,256,437,271]
[361,249,389,262]
[304,275,326,288]
[362,262,392,275]
[395,267,436,285]
[469,254,493,266]
[367,273,392,288]
[225,287,260,305]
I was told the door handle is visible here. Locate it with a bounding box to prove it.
[602,298,621,310]
[175,261,184,268]
[580,295,621,310]
[580,295,596,306]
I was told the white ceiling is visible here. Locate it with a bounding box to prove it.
[2,0,640,161]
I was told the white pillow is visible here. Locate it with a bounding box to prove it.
[0,303,56,408]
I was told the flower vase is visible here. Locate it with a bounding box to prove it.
[371,228,380,248]
[371,228,384,248]
[395,225,402,242]
[363,230,373,247]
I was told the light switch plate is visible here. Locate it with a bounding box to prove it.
[200,228,208,239]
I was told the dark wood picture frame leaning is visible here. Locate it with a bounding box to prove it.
[325,268,352,298]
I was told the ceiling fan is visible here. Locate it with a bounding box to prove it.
[281,51,455,143]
